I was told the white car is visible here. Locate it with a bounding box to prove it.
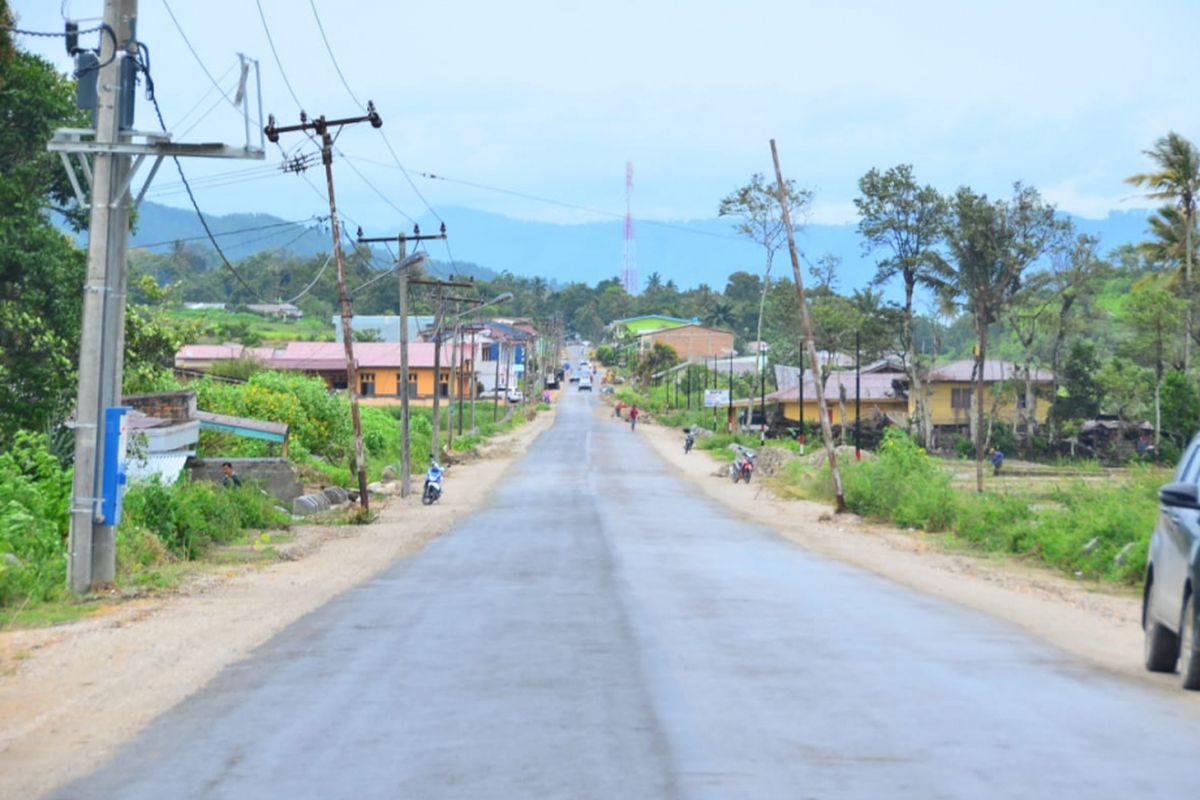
[578,376,592,392]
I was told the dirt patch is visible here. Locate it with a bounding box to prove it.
[633,416,1200,707]
[0,409,556,800]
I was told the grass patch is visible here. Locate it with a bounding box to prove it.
[772,428,1166,584]
[0,599,101,631]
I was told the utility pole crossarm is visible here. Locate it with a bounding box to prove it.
[264,105,385,511]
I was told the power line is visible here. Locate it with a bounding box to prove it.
[160,0,239,110]
[255,0,304,111]
[137,48,270,303]
[336,155,744,243]
[308,0,363,109]
[169,59,237,132]
[133,216,324,250]
[307,0,442,226]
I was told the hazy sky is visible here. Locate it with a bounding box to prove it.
[12,0,1200,232]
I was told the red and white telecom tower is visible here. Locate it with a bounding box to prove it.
[620,161,638,294]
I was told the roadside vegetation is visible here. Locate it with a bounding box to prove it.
[0,366,542,623]
[770,428,1162,584]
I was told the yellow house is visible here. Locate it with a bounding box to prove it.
[921,359,1053,429]
[765,369,909,425]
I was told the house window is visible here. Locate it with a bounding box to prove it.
[1016,394,1027,409]
[360,372,376,397]
[408,371,418,398]
[439,369,450,398]
[330,375,347,391]
[481,344,496,362]
[951,387,973,410]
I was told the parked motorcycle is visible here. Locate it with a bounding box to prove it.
[422,461,445,505]
[730,445,756,484]
[684,428,695,454]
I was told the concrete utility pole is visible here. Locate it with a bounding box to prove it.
[266,105,384,511]
[53,0,264,593]
[771,138,845,512]
[357,227,443,497]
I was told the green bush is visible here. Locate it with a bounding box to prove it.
[952,491,1037,552]
[120,478,285,561]
[1036,469,1161,581]
[0,432,71,606]
[841,428,956,531]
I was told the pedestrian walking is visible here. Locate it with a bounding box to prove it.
[629,405,639,432]
[989,448,1004,476]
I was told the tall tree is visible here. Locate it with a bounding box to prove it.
[0,14,89,445]
[720,174,813,390]
[1121,275,1185,449]
[941,184,1064,491]
[854,164,948,446]
[1126,132,1200,374]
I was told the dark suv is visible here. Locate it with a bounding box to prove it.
[1143,435,1200,689]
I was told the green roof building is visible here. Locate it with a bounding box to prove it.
[608,315,695,337]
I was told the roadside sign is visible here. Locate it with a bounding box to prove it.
[704,389,729,408]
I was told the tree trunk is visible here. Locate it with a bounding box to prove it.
[1048,295,1075,444]
[974,320,988,493]
[1154,378,1162,451]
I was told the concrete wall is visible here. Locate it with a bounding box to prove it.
[188,457,303,503]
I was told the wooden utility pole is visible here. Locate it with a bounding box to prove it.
[399,240,410,495]
[266,104,383,510]
[356,226,444,498]
[410,277,474,459]
[52,0,265,592]
[770,139,845,512]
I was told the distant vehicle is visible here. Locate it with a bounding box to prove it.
[1143,432,1200,690]
[600,386,614,395]
[480,387,522,402]
[578,375,592,392]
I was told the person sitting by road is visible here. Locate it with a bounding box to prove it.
[615,400,624,418]
[629,405,640,431]
[989,448,1004,476]
[222,461,243,488]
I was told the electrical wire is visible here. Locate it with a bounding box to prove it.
[284,253,333,304]
[159,0,242,110]
[169,60,237,132]
[1,24,101,37]
[134,216,325,250]
[306,1,447,236]
[135,47,270,303]
[254,0,304,112]
[309,0,363,110]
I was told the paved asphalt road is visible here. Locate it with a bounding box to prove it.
[53,391,1200,799]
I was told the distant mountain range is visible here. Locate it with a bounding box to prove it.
[105,200,1155,299]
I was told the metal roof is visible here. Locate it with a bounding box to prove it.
[927,359,1054,383]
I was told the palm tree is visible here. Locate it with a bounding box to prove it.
[644,271,664,294]
[1141,205,1200,280]
[1127,132,1200,373]
[705,301,736,330]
